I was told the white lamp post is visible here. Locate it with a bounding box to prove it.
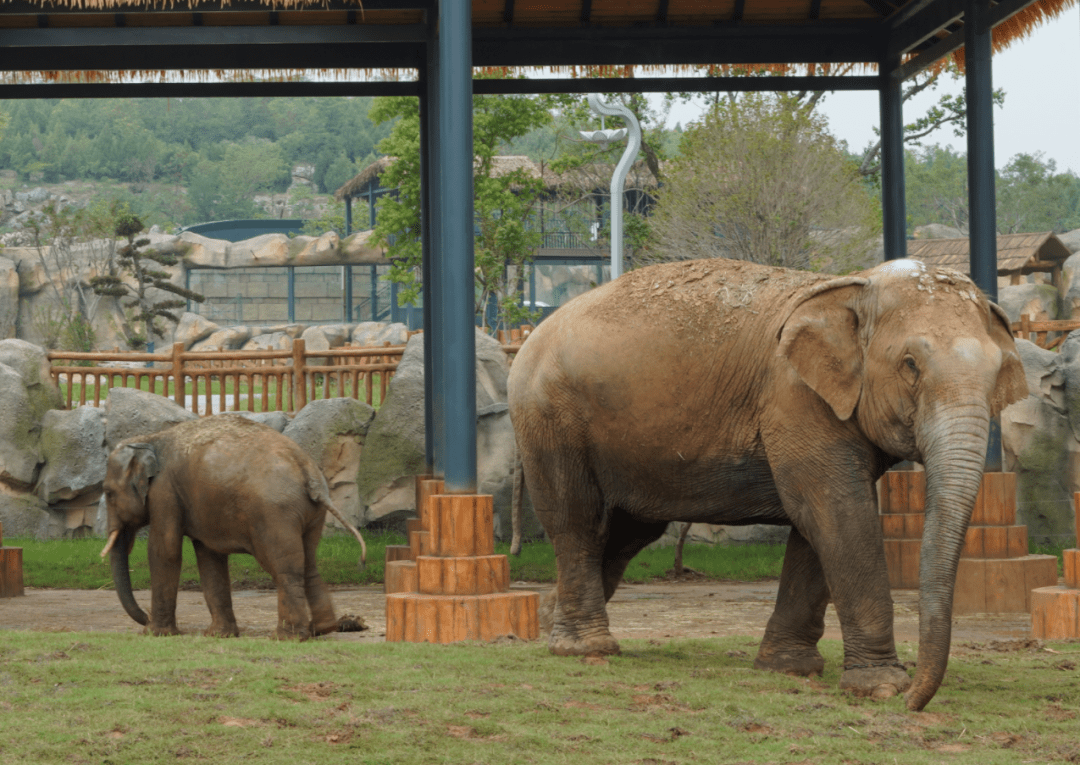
[578,93,642,279]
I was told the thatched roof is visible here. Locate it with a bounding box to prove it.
[0,0,1074,86]
[907,232,1072,279]
[336,154,660,201]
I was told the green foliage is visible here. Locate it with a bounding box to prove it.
[904,145,1080,235]
[370,89,552,331]
[300,198,348,238]
[649,93,880,272]
[0,97,391,225]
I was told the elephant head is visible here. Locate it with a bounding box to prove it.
[779,259,1027,710]
[99,442,160,626]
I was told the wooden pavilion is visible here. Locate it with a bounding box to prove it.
[1,0,1075,632]
[909,232,1074,290]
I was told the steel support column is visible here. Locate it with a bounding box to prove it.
[436,0,477,492]
[879,55,907,261]
[965,0,1002,471]
[420,15,444,476]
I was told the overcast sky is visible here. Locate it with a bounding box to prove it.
[662,6,1080,174]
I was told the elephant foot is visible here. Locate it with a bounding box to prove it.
[753,646,825,677]
[204,623,240,638]
[548,630,620,657]
[273,623,312,641]
[839,663,912,699]
[145,624,181,637]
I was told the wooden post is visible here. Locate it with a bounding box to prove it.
[172,342,185,408]
[880,470,1057,613]
[292,338,307,412]
[385,480,539,643]
[1030,492,1080,639]
[0,522,25,598]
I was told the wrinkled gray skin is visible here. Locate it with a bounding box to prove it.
[101,415,366,640]
[508,258,1027,711]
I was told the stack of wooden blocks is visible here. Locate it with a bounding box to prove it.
[384,476,539,643]
[880,471,1058,613]
[0,522,24,598]
[1030,494,1080,639]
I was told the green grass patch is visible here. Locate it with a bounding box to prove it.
[0,632,1077,764]
[1030,538,1076,577]
[12,536,785,590]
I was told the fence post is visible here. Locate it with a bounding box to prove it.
[293,338,307,412]
[172,342,185,409]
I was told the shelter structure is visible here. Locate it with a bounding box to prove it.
[908,232,1074,291]
[1,0,1074,640]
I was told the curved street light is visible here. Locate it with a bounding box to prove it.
[578,93,642,279]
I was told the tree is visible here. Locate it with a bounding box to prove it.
[90,207,205,348]
[648,93,880,272]
[370,88,552,331]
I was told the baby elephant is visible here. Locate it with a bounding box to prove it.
[100,415,367,640]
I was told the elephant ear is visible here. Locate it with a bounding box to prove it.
[777,277,869,422]
[121,444,160,505]
[987,301,1029,416]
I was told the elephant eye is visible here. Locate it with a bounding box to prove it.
[903,355,919,379]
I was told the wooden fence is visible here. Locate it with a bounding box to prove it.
[1011,316,1080,351]
[48,326,532,417]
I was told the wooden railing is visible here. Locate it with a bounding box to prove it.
[49,339,405,416]
[1011,316,1080,351]
[49,330,532,416]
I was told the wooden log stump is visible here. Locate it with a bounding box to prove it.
[386,488,539,644]
[1030,492,1080,639]
[0,522,25,599]
[879,470,1058,613]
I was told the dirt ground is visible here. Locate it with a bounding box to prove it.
[0,579,1038,646]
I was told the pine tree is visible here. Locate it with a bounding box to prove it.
[90,206,205,349]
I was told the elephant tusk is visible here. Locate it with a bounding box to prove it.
[100,529,120,559]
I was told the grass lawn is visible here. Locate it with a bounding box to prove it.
[0,631,1077,764]
[9,534,788,590]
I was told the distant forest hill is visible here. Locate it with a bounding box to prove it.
[0,97,393,227]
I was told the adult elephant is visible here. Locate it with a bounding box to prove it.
[100,415,367,640]
[508,258,1026,711]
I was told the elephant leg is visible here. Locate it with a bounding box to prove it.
[146,525,183,636]
[754,527,828,676]
[192,540,239,637]
[251,533,312,641]
[301,522,341,636]
[601,510,669,601]
[774,462,912,697]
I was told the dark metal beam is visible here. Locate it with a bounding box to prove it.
[0,24,426,46]
[860,0,897,16]
[0,80,422,98]
[0,0,431,13]
[879,54,906,261]
[438,0,477,493]
[0,43,425,71]
[896,0,1045,77]
[887,0,964,56]
[731,0,746,21]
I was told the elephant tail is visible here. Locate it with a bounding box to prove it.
[323,499,368,569]
[510,440,523,557]
[303,465,367,569]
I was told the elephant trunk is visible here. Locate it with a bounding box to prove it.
[109,527,149,626]
[906,403,990,712]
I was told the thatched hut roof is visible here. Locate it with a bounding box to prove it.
[336,154,660,202]
[907,232,1073,287]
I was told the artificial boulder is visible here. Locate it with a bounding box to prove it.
[1001,338,1080,544]
[355,329,539,540]
[0,340,62,489]
[34,405,108,536]
[0,256,18,339]
[104,387,197,451]
[0,485,60,539]
[172,312,220,350]
[997,283,1062,324]
[352,322,409,347]
[283,398,375,528]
